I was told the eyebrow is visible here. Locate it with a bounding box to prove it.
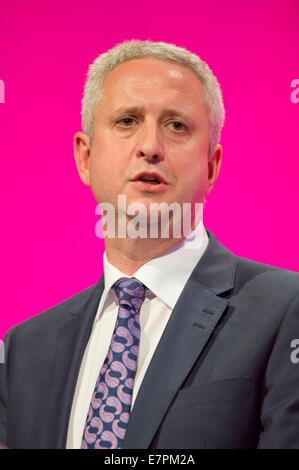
[109,106,194,125]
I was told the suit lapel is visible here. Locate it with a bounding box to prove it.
[122,231,237,449]
[44,230,237,449]
[47,277,105,449]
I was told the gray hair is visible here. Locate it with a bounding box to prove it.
[81,39,225,150]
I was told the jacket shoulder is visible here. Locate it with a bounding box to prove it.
[234,255,299,296]
[5,280,102,340]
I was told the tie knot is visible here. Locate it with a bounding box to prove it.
[112,277,146,312]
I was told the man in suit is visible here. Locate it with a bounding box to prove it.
[1,39,299,449]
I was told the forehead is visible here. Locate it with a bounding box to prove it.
[99,58,206,111]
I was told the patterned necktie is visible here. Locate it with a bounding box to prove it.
[81,277,147,449]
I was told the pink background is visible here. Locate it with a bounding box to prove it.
[0,0,298,339]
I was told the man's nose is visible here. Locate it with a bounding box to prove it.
[136,122,164,163]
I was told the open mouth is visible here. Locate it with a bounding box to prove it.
[137,175,161,185]
[132,172,167,185]
[130,172,168,192]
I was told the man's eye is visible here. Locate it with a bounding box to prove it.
[167,121,187,131]
[116,117,136,127]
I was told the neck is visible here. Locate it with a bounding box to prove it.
[104,213,202,275]
[104,236,186,275]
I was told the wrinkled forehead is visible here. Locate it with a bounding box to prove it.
[100,57,206,107]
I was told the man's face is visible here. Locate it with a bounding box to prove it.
[75,58,221,223]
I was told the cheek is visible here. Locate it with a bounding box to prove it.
[90,132,131,178]
[173,150,209,201]
[89,146,130,204]
[175,150,208,183]
[90,139,115,178]
[88,153,115,202]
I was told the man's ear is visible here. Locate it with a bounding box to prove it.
[207,143,222,195]
[74,131,91,186]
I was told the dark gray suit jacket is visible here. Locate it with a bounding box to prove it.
[1,230,299,449]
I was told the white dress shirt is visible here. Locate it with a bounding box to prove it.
[66,220,209,448]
